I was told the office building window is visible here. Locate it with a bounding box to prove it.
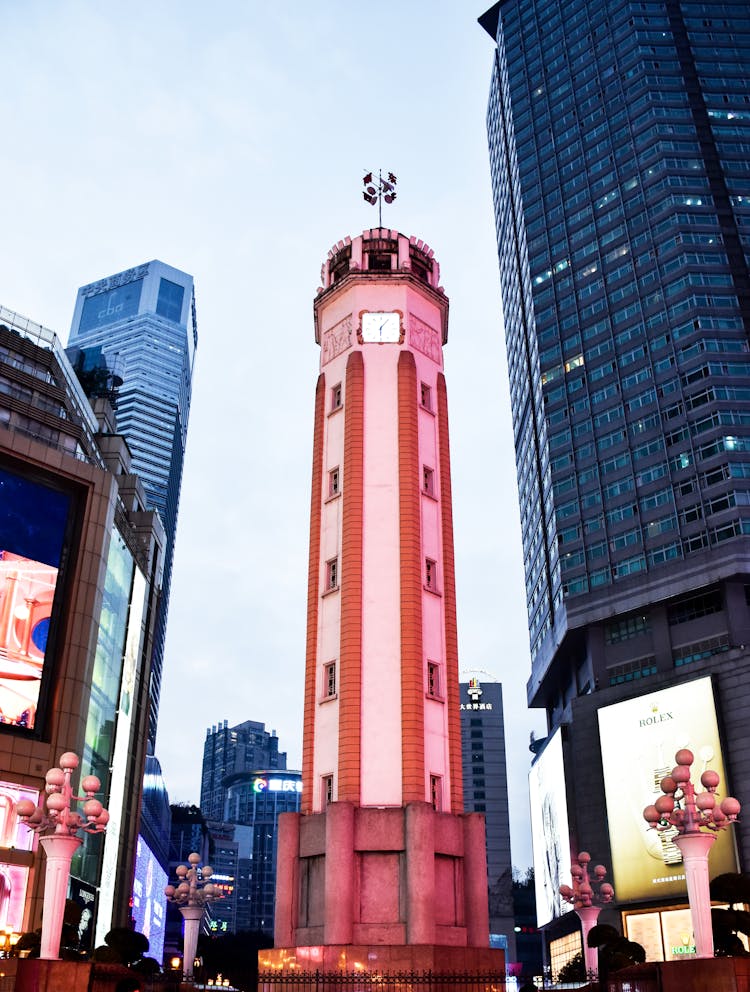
[423,466,435,496]
[425,558,438,591]
[331,383,342,411]
[326,558,338,591]
[156,278,185,323]
[324,661,336,698]
[421,382,432,411]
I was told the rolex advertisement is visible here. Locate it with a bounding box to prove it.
[598,677,738,902]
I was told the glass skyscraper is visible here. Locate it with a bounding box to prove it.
[68,260,198,745]
[481,0,750,955]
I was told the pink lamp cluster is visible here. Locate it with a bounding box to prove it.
[560,852,614,976]
[643,747,741,958]
[165,853,219,981]
[16,752,109,959]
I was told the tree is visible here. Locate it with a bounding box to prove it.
[588,923,645,977]
[557,951,586,982]
[92,928,160,974]
[711,872,750,956]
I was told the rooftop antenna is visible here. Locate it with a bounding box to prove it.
[362,170,397,227]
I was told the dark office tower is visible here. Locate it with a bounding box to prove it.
[200,722,298,936]
[481,0,750,960]
[200,720,287,820]
[68,261,198,745]
[459,677,515,964]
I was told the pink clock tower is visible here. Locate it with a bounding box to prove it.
[261,230,504,983]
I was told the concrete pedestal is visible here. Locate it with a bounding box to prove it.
[674,832,716,959]
[274,802,491,949]
[265,803,503,989]
[38,834,83,960]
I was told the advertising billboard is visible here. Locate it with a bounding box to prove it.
[0,464,74,732]
[598,677,738,902]
[0,781,39,851]
[0,863,30,932]
[131,835,167,964]
[529,728,572,926]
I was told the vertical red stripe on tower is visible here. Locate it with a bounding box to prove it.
[338,351,364,803]
[301,374,326,813]
[399,351,425,803]
[437,373,463,812]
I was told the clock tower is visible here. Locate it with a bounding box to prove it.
[263,230,503,982]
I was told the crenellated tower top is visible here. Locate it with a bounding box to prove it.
[314,229,448,345]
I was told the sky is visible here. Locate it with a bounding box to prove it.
[1,2,546,867]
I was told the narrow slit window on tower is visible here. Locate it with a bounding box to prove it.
[420,382,432,411]
[326,557,339,591]
[425,558,438,591]
[427,661,441,698]
[430,774,443,812]
[322,775,334,807]
[324,661,337,698]
[423,466,435,497]
[331,383,342,411]
[328,467,340,498]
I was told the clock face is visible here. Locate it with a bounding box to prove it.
[361,311,400,343]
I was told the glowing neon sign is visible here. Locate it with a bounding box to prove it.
[252,777,303,794]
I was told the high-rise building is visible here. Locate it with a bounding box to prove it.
[459,676,515,961]
[200,722,299,936]
[264,228,503,982]
[481,0,750,962]
[68,260,198,746]
[0,306,163,946]
[201,720,287,820]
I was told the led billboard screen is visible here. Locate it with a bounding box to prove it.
[0,465,72,732]
[0,863,30,931]
[131,835,167,964]
[529,728,572,926]
[598,677,738,902]
[0,781,39,851]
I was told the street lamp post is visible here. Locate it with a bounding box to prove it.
[643,747,741,958]
[165,853,218,982]
[16,752,109,960]
[559,852,614,977]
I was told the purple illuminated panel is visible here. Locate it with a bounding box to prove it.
[0,781,39,851]
[131,835,167,963]
[0,863,30,931]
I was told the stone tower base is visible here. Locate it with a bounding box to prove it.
[274,802,492,948]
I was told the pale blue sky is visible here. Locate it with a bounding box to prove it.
[1,2,544,867]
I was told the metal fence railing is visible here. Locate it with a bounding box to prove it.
[257,972,506,992]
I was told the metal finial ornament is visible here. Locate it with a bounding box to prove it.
[363,170,397,226]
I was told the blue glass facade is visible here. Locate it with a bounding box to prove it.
[482,0,750,710]
[68,260,198,744]
[481,0,750,932]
